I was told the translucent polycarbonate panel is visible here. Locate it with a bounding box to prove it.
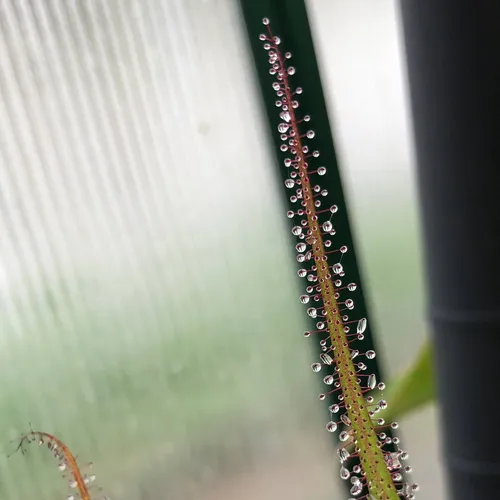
[0,1,339,499]
[308,0,444,498]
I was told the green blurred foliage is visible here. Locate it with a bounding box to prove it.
[379,340,435,422]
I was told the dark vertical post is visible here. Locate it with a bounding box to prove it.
[399,3,500,498]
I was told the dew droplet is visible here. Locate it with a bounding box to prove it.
[332,263,343,274]
[340,466,350,479]
[385,451,402,471]
[340,245,348,253]
[378,382,386,391]
[329,404,340,413]
[306,130,315,139]
[365,350,376,359]
[298,269,307,277]
[326,421,337,432]
[330,205,338,213]
[299,294,310,304]
[367,373,377,390]
[320,353,334,365]
[323,375,335,385]
[262,17,270,25]
[350,481,363,496]
[341,413,351,426]
[280,111,291,122]
[338,447,350,463]
[307,307,318,318]
[318,166,326,175]
[286,210,294,218]
[339,431,350,442]
[357,318,367,334]
[287,66,296,75]
[296,242,307,252]
[311,363,322,372]
[292,226,302,235]
[322,221,333,232]
[278,123,289,133]
[347,283,357,291]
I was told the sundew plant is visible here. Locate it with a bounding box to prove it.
[258,18,419,500]
[9,428,106,500]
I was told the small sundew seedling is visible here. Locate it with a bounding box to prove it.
[9,426,108,500]
[258,18,419,500]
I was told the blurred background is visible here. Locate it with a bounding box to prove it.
[0,0,443,499]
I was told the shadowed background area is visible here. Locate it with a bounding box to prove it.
[0,0,442,499]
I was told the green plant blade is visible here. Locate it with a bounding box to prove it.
[379,340,435,421]
[241,3,420,497]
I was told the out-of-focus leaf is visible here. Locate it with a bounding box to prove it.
[379,340,435,421]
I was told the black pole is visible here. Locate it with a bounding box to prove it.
[399,3,500,499]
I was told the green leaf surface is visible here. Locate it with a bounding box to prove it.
[380,340,435,421]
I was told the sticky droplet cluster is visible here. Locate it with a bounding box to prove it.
[259,17,418,500]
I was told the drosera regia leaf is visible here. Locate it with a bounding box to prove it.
[8,425,108,500]
[258,17,419,500]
